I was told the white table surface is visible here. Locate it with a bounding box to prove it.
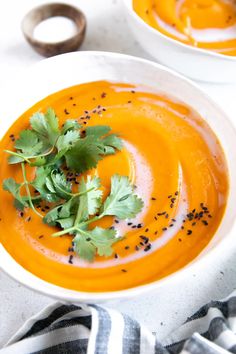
[1,0,236,347]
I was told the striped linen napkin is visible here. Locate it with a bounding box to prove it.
[1,290,236,354]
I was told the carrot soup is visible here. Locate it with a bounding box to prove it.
[0,81,228,292]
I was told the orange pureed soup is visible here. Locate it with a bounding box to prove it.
[0,81,228,292]
[133,0,236,56]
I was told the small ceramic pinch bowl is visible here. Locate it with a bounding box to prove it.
[122,0,236,83]
[22,3,86,57]
[1,52,236,302]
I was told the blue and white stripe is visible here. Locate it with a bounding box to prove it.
[1,291,236,353]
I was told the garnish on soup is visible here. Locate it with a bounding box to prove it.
[3,108,143,261]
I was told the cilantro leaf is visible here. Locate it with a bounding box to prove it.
[32,166,59,202]
[102,134,123,154]
[65,136,103,173]
[73,233,96,262]
[73,227,118,262]
[30,108,59,147]
[14,130,43,155]
[3,178,28,210]
[31,156,47,167]
[57,216,75,229]
[78,176,102,220]
[58,197,78,218]
[85,125,123,155]
[56,130,80,158]
[89,227,118,257]
[61,120,81,134]
[101,174,143,219]
[8,154,25,164]
[65,127,123,173]
[85,125,111,137]
[43,205,62,226]
[50,170,72,199]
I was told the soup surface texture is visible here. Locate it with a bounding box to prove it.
[133,0,236,56]
[0,81,228,292]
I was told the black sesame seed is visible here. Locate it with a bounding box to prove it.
[140,236,149,243]
[162,227,167,231]
[127,222,133,226]
[121,269,127,272]
[145,228,149,232]
[114,253,118,259]
[125,246,130,250]
[38,235,44,239]
[151,197,156,201]
[68,255,73,264]
[135,245,139,251]
[202,220,208,226]
[144,244,152,252]
[187,230,192,235]
[154,231,158,235]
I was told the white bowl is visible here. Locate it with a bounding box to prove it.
[122,0,236,83]
[1,51,236,303]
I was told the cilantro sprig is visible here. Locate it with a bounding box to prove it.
[3,108,144,262]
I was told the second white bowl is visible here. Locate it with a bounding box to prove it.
[122,0,236,83]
